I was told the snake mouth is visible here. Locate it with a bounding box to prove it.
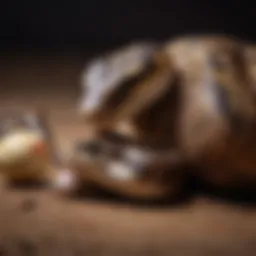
[68,140,184,199]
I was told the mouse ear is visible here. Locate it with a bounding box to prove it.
[116,50,176,120]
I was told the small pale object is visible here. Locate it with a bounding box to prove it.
[0,111,55,183]
[0,129,51,181]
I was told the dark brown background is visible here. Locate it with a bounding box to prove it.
[0,1,255,255]
[0,0,255,52]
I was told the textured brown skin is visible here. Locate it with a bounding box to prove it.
[76,35,256,198]
[165,36,256,187]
